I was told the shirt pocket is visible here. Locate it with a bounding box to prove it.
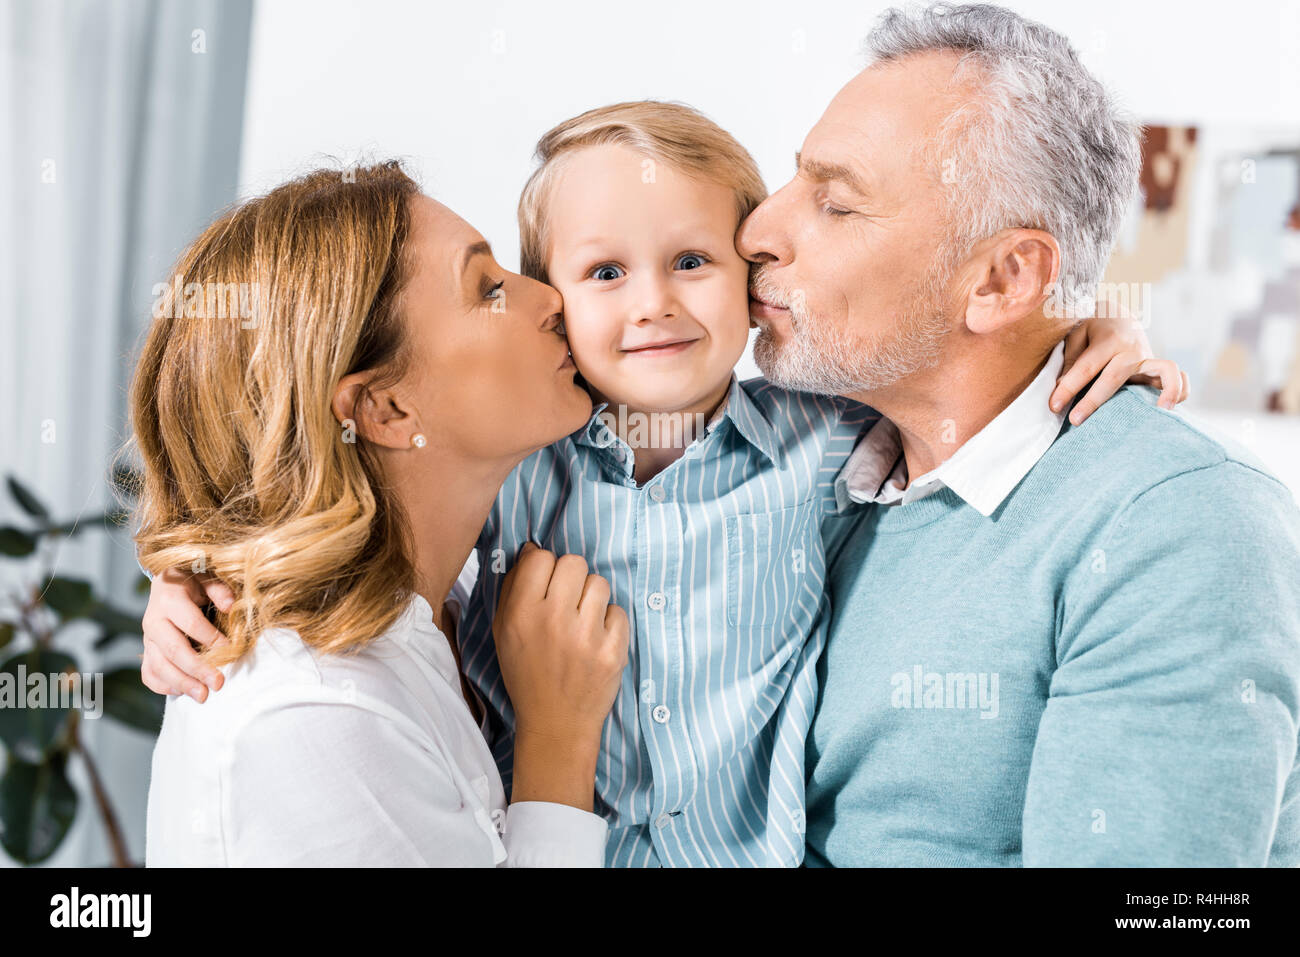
[724,497,827,646]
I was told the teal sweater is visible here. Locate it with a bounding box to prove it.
[807,386,1300,866]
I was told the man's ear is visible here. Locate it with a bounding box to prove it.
[331,372,412,450]
[961,229,1060,335]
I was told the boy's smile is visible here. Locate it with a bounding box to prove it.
[619,336,699,357]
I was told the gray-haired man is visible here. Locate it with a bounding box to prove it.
[738,3,1300,866]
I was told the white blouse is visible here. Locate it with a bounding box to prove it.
[144,559,608,866]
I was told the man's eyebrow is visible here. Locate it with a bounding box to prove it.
[457,240,493,281]
[795,151,871,196]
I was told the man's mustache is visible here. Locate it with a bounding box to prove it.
[749,265,808,330]
[748,265,791,311]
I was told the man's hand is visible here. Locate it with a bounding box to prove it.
[140,566,233,701]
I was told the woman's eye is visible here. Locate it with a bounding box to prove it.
[675,253,708,270]
[483,280,505,302]
[591,264,624,282]
[822,204,853,218]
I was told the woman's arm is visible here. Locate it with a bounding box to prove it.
[223,695,493,866]
[223,688,611,867]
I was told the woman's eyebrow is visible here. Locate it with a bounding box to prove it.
[457,240,493,281]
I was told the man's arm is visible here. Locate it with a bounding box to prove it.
[1023,461,1300,866]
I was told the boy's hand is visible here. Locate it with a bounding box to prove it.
[493,543,629,811]
[1049,308,1189,425]
[493,543,629,742]
[140,566,233,701]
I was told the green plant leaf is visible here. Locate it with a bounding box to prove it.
[0,751,78,865]
[0,527,36,557]
[88,601,142,639]
[40,576,96,620]
[0,622,13,652]
[0,649,79,762]
[5,476,50,522]
[101,667,165,734]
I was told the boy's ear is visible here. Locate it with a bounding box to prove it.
[331,372,411,450]
[961,228,1060,335]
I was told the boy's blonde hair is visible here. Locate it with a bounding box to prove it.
[518,100,768,284]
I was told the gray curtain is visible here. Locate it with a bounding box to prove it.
[0,0,252,866]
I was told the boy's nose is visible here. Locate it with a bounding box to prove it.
[631,274,677,323]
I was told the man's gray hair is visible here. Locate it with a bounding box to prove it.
[865,3,1142,318]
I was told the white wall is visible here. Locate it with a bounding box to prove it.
[240,0,1300,268]
[237,0,1300,490]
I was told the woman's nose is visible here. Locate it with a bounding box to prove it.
[533,278,565,328]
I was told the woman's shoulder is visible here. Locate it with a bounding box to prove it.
[166,598,440,737]
[147,594,500,866]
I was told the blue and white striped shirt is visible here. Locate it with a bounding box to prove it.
[457,375,874,866]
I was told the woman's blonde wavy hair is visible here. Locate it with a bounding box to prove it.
[126,161,421,668]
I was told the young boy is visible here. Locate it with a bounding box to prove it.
[140,102,1181,867]
[455,101,1170,867]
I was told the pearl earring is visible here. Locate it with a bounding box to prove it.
[411,433,427,449]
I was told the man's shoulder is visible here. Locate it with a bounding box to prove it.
[1044,385,1294,511]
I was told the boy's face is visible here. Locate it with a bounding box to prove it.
[544,143,751,416]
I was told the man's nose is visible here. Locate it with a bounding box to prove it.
[736,189,790,266]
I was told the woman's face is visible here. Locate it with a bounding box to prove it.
[399,195,591,464]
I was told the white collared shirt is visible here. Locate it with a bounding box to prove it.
[145,555,608,867]
[836,341,1067,517]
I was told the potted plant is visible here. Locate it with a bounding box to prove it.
[0,468,158,866]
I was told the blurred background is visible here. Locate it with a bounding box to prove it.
[2,0,1298,866]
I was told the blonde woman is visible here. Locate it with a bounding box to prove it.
[131,162,628,866]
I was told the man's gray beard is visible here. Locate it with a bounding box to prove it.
[752,271,952,397]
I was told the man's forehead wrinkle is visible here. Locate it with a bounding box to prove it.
[803,114,896,193]
[834,67,967,189]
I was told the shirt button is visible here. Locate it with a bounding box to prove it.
[652,704,671,724]
[648,484,666,502]
[655,813,672,829]
[647,592,666,611]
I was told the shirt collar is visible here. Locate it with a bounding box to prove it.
[835,340,1067,517]
[712,375,782,467]
[573,375,782,468]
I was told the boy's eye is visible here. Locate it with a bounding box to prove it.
[675,253,709,270]
[590,264,624,282]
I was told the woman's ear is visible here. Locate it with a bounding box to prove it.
[962,229,1061,335]
[332,372,412,450]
